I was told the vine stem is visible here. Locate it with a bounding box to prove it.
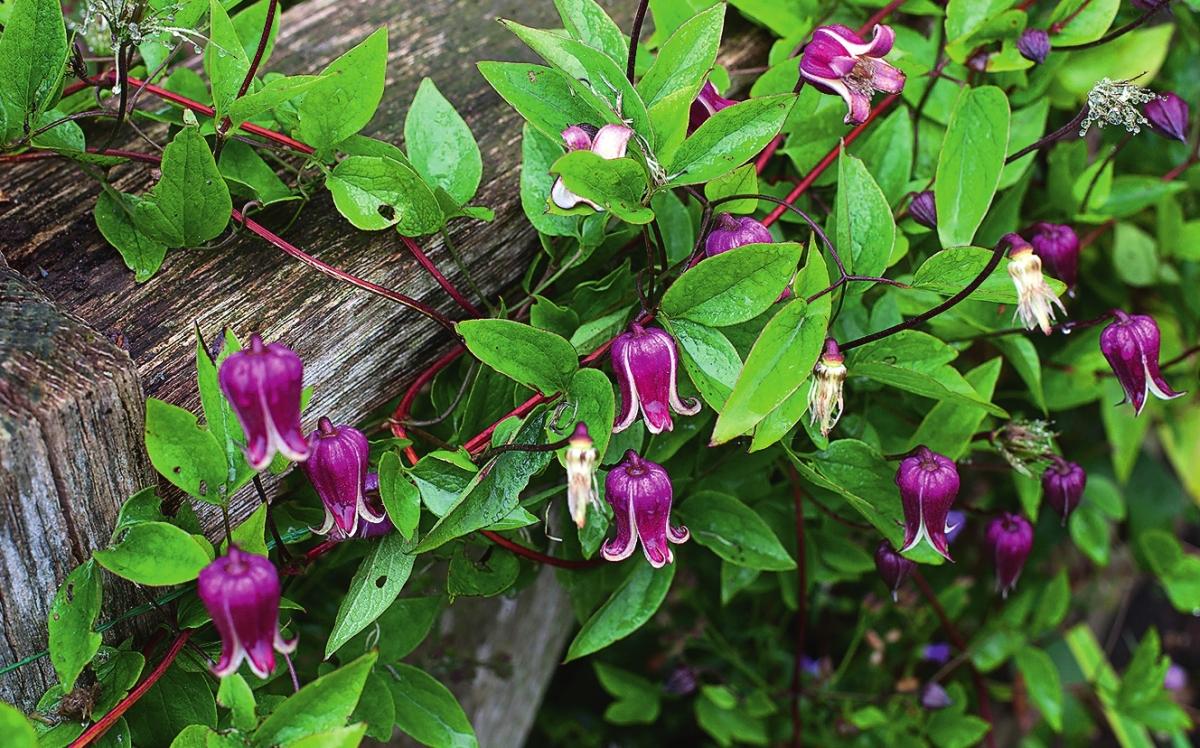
[626,0,650,83]
[1052,1,1174,51]
[68,630,193,748]
[217,0,278,140]
[401,236,482,317]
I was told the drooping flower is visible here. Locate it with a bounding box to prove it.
[705,213,773,257]
[218,335,309,470]
[689,81,737,133]
[601,450,689,567]
[1006,233,1066,335]
[564,422,599,529]
[1042,459,1086,525]
[1028,222,1081,292]
[799,24,905,125]
[550,123,634,211]
[197,547,296,679]
[895,446,960,561]
[612,324,701,434]
[328,472,394,541]
[874,540,915,602]
[1100,310,1185,415]
[985,512,1034,597]
[303,417,386,538]
[909,191,937,230]
[808,338,847,436]
[1017,29,1050,64]
[1144,92,1190,142]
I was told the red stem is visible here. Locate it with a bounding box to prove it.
[390,345,466,463]
[401,236,482,317]
[480,530,601,569]
[217,0,279,138]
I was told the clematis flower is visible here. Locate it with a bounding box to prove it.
[550,123,634,211]
[1017,29,1050,64]
[921,682,953,710]
[808,338,847,436]
[197,547,296,679]
[945,510,966,544]
[689,81,737,133]
[564,422,600,529]
[705,213,773,257]
[1144,92,1189,142]
[1099,310,1185,415]
[303,417,386,538]
[612,323,701,434]
[895,446,960,561]
[218,335,309,470]
[1042,459,1086,525]
[909,191,937,230]
[601,450,689,567]
[923,642,952,665]
[799,24,906,125]
[1006,233,1066,335]
[985,512,1034,597]
[1028,222,1080,293]
[874,540,915,602]
[328,473,394,541]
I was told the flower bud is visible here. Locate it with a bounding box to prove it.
[664,665,699,696]
[1005,234,1066,335]
[1100,310,1185,416]
[895,446,960,561]
[1028,222,1080,292]
[945,510,966,544]
[602,450,689,568]
[1017,29,1050,64]
[329,472,394,541]
[923,642,952,665]
[612,324,701,434]
[799,24,905,125]
[1165,663,1188,692]
[874,540,915,601]
[807,338,847,436]
[218,335,309,470]
[551,123,634,211]
[704,213,773,257]
[908,191,937,230]
[564,422,599,528]
[1041,459,1086,525]
[1144,92,1190,143]
[689,81,737,134]
[197,547,296,679]
[985,512,1034,597]
[303,417,386,538]
[921,682,953,710]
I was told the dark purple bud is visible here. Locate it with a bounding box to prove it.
[920,682,954,710]
[1099,311,1185,416]
[895,447,960,561]
[303,417,386,538]
[1017,29,1051,64]
[1131,0,1171,11]
[1028,222,1081,291]
[197,547,296,679]
[1144,93,1189,142]
[1165,663,1188,692]
[602,450,689,568]
[874,541,915,601]
[1041,459,1086,525]
[923,642,952,665]
[688,81,737,134]
[218,335,310,470]
[704,213,773,257]
[664,665,698,695]
[945,510,966,544]
[985,512,1034,597]
[612,324,701,435]
[909,191,937,230]
[799,24,905,125]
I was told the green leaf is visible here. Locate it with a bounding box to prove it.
[0,701,37,748]
[298,28,388,153]
[926,710,992,748]
[637,4,724,109]
[94,189,168,282]
[667,95,794,185]
[593,662,661,725]
[405,78,482,205]
[520,124,578,236]
[1049,0,1120,46]
[144,397,230,503]
[478,62,606,144]
[912,246,1068,303]
[565,560,675,661]
[284,724,369,748]
[1030,570,1071,634]
[326,155,444,234]
[1138,529,1200,613]
[1100,378,1150,483]
[0,0,67,139]
[835,148,894,282]
[225,74,320,131]
[549,367,616,469]
[345,596,442,663]
[705,163,759,214]
[169,725,242,748]
[325,534,416,658]
[550,151,654,224]
[935,86,1010,248]
[350,671,395,742]
[711,298,828,444]
[196,329,254,502]
[447,547,520,600]
[252,652,378,747]
[668,318,742,410]
[676,491,795,570]
[378,452,420,540]
[95,521,213,586]
[906,358,1002,460]
[856,107,914,205]
[386,664,478,748]
[48,561,103,692]
[220,139,297,206]
[133,118,232,248]
[661,242,801,326]
[1069,501,1111,567]
[126,665,217,745]
[216,674,257,732]
[457,319,578,395]
[993,335,1046,412]
[204,0,250,120]
[1016,648,1064,732]
[553,0,629,65]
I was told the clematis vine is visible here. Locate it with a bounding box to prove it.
[602,450,689,568]
[874,540,915,602]
[550,123,633,211]
[985,512,1034,597]
[807,338,847,436]
[1099,310,1185,415]
[564,422,600,529]
[1006,233,1066,335]
[197,547,296,679]
[689,81,736,133]
[799,24,905,125]
[612,323,701,434]
[303,417,387,538]
[1028,222,1081,293]
[329,473,394,541]
[895,446,960,561]
[1042,458,1086,525]
[218,335,309,470]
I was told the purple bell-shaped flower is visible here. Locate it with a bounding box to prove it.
[1144,93,1189,142]
[218,335,310,470]
[1016,29,1050,64]
[909,191,937,230]
[799,24,905,125]
[689,81,737,133]
[612,323,701,434]
[704,213,773,257]
[874,540,915,601]
[985,512,1034,597]
[1099,310,1185,415]
[551,123,634,211]
[1028,222,1081,292]
[329,472,394,541]
[1042,459,1086,525]
[895,446,960,561]
[303,417,386,537]
[197,547,296,679]
[601,450,689,568]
